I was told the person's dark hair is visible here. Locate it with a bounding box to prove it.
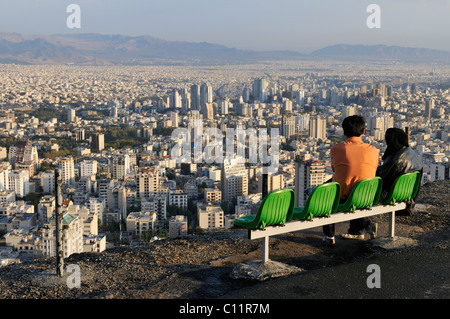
[382,127,409,160]
[342,115,366,137]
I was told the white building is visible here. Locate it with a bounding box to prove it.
[37,195,55,225]
[168,190,188,209]
[126,211,156,239]
[41,170,55,193]
[8,140,39,171]
[141,193,166,221]
[294,158,326,206]
[87,197,106,225]
[197,203,224,229]
[309,117,327,140]
[80,160,98,177]
[58,157,75,187]
[42,212,84,258]
[8,170,29,198]
[221,158,248,203]
[136,171,159,200]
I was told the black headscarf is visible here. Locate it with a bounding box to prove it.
[382,128,409,160]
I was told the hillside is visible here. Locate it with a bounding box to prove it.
[0,180,448,299]
[1,33,450,65]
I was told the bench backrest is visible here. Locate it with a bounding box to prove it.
[254,188,295,229]
[382,171,421,205]
[296,182,341,220]
[339,177,382,212]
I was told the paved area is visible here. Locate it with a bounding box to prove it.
[222,243,450,299]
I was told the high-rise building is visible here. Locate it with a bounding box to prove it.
[281,112,295,140]
[296,90,305,105]
[112,153,130,181]
[42,212,83,258]
[202,102,214,120]
[367,114,394,140]
[8,170,30,198]
[283,99,293,112]
[425,99,434,119]
[141,193,167,221]
[38,195,55,225]
[309,117,327,139]
[219,99,230,115]
[57,157,75,187]
[259,173,284,195]
[170,89,182,109]
[136,171,159,200]
[41,170,55,193]
[221,158,248,203]
[170,111,179,127]
[253,78,268,102]
[68,107,76,122]
[92,133,105,152]
[296,114,310,132]
[107,183,128,221]
[72,128,85,141]
[294,158,326,206]
[79,160,97,177]
[8,140,39,171]
[190,84,200,111]
[200,82,213,108]
[242,86,251,103]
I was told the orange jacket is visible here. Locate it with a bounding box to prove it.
[331,136,379,200]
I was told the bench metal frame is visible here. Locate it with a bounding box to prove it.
[249,202,406,263]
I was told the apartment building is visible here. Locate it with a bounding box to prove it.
[221,158,248,203]
[42,212,83,258]
[136,171,159,200]
[8,140,39,171]
[126,211,156,239]
[37,195,55,225]
[79,160,98,177]
[168,190,188,209]
[169,215,188,237]
[294,158,326,206]
[204,187,222,204]
[197,203,224,229]
[57,157,75,187]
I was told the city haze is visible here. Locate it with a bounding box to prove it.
[0,0,450,53]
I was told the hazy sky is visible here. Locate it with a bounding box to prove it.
[1,0,449,53]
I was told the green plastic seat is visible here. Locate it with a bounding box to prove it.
[338,177,382,212]
[293,182,340,220]
[233,188,295,230]
[382,171,421,205]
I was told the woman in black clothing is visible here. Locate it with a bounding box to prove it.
[377,128,423,215]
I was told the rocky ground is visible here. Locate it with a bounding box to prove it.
[0,180,448,299]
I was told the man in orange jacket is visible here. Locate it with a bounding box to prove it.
[323,115,379,247]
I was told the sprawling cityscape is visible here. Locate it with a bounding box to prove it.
[0,58,448,266]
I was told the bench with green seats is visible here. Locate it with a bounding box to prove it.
[234,171,422,263]
[233,188,295,230]
[292,182,340,220]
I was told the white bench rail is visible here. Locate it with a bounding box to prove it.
[248,202,407,263]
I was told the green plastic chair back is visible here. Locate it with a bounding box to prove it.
[293,182,340,220]
[338,177,382,212]
[233,188,295,229]
[382,171,421,205]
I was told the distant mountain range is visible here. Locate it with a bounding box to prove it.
[0,32,449,65]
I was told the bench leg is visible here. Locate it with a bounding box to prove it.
[389,211,395,239]
[262,236,269,263]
